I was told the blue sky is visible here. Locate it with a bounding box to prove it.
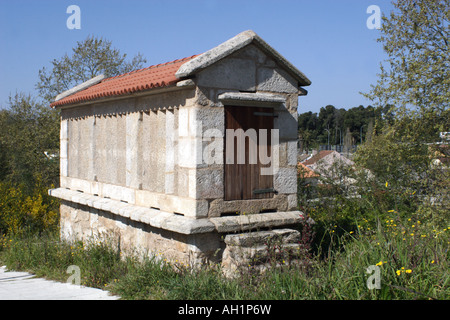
[0,0,394,114]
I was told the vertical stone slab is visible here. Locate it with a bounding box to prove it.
[60,119,69,188]
[165,110,175,194]
[104,115,114,184]
[76,117,91,180]
[177,107,202,169]
[88,116,96,181]
[116,114,127,186]
[287,140,297,166]
[68,119,78,179]
[178,107,189,138]
[94,115,106,184]
[141,111,158,192]
[156,110,166,193]
[126,112,141,189]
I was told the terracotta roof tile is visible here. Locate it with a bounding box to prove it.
[50,54,199,108]
[297,162,319,178]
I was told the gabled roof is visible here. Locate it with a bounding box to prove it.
[51,30,310,108]
[50,55,198,108]
[176,30,311,87]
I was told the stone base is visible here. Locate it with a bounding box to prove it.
[52,188,305,272]
[59,200,224,268]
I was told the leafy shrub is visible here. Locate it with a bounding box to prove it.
[0,182,59,236]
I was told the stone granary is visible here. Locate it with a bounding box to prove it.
[49,30,311,271]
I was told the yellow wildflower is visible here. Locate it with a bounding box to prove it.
[405,269,412,274]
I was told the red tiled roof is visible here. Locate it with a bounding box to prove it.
[302,150,335,166]
[297,162,319,178]
[50,54,199,108]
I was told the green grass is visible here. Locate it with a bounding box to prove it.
[1,211,448,300]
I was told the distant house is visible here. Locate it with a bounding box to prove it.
[302,150,354,178]
[297,162,319,186]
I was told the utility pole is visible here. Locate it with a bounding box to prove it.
[325,126,330,150]
[360,125,366,144]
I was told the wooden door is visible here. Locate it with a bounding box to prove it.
[224,105,276,200]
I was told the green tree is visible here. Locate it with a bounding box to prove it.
[356,0,450,223]
[333,108,345,145]
[36,35,147,102]
[0,109,9,181]
[363,0,449,118]
[360,0,449,146]
[298,111,319,150]
[0,93,60,190]
[318,105,336,145]
[298,105,386,147]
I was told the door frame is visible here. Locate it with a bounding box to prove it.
[224,105,277,201]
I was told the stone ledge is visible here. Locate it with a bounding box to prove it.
[209,211,304,233]
[217,92,286,107]
[49,188,304,235]
[224,228,301,247]
[49,188,215,235]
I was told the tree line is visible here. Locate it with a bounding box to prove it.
[298,104,393,151]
